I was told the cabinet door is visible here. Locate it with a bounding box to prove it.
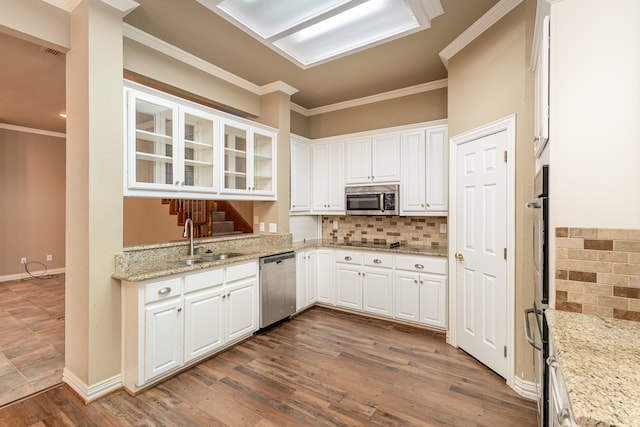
[371,133,401,183]
[425,126,448,213]
[127,90,179,191]
[180,106,216,192]
[307,251,318,305]
[225,276,258,342]
[362,267,393,318]
[400,130,427,214]
[344,137,372,184]
[316,249,334,304]
[326,142,345,211]
[291,139,311,212]
[311,143,330,211]
[394,271,420,323]
[335,264,362,310]
[419,273,447,329]
[144,298,183,381]
[184,288,224,363]
[296,251,309,311]
[221,120,249,193]
[251,129,275,195]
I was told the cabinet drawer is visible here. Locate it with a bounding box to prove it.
[363,252,393,268]
[145,277,183,304]
[395,255,446,275]
[335,250,363,264]
[226,260,258,282]
[184,268,224,293]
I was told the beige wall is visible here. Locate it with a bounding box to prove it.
[123,198,183,246]
[0,128,65,276]
[0,0,69,51]
[447,1,536,382]
[305,88,447,139]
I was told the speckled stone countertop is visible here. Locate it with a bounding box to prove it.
[113,235,447,282]
[545,309,640,427]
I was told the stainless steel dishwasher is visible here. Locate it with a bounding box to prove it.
[259,251,296,329]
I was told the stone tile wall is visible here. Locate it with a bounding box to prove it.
[321,216,448,248]
[555,227,640,321]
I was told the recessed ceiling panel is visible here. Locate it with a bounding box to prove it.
[198,0,443,68]
[213,0,352,39]
[274,0,419,66]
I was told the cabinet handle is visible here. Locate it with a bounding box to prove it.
[557,409,572,427]
[426,203,430,207]
[414,279,418,284]
[227,293,231,297]
[345,256,352,261]
[373,259,382,264]
[546,356,559,370]
[222,294,226,299]
[415,264,424,269]
[177,308,182,313]
[421,204,425,208]
[174,181,180,186]
[368,176,371,180]
[372,176,375,179]
[158,287,171,295]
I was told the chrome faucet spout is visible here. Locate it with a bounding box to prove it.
[183,218,195,257]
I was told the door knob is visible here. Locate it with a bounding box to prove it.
[455,252,465,261]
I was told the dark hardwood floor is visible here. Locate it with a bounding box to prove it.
[0,306,536,426]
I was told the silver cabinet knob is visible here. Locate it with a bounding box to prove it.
[373,259,382,264]
[557,409,572,427]
[158,287,171,295]
[414,264,424,269]
[345,256,352,261]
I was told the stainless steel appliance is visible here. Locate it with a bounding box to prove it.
[524,165,549,427]
[259,251,296,329]
[345,184,399,215]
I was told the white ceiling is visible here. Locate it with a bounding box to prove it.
[0,0,501,133]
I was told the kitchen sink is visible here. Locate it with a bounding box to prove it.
[172,253,242,265]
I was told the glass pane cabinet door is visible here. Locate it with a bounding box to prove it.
[133,98,175,187]
[223,124,248,191]
[253,131,274,193]
[183,112,215,190]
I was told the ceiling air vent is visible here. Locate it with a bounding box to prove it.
[40,46,63,56]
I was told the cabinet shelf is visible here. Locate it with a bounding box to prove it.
[184,139,213,149]
[135,152,173,163]
[136,129,172,142]
[253,153,272,161]
[224,148,247,158]
[184,159,213,167]
[224,170,247,177]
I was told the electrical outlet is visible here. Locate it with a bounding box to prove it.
[46,254,53,262]
[259,222,265,232]
[333,220,338,230]
[20,257,27,264]
[269,223,277,233]
[440,224,447,233]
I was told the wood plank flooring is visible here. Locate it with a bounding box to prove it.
[0,306,537,426]
[0,275,65,407]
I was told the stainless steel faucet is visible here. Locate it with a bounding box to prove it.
[183,218,199,257]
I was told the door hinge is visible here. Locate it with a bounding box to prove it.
[504,346,507,357]
[503,150,508,163]
[503,248,507,260]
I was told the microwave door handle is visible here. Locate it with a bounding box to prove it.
[380,193,385,212]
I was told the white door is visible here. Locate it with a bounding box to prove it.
[455,130,508,378]
[225,277,257,342]
[144,298,183,381]
[184,288,224,362]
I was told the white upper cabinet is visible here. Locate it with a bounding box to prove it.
[290,137,311,212]
[400,123,448,215]
[220,119,276,198]
[124,82,276,200]
[311,141,345,213]
[345,133,400,185]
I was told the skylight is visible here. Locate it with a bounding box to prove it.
[197,0,444,68]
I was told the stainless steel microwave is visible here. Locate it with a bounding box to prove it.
[345,185,399,215]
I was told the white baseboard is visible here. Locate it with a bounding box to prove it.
[0,267,66,283]
[513,375,537,400]
[63,368,123,403]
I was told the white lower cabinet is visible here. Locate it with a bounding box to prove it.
[296,250,317,311]
[394,255,447,329]
[315,249,334,305]
[548,335,577,427]
[335,250,363,310]
[362,252,394,318]
[122,260,258,393]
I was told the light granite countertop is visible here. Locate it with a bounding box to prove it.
[545,309,640,427]
[113,235,447,282]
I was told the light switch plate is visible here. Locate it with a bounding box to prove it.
[259,222,265,232]
[333,220,338,230]
[269,223,277,233]
[440,223,447,233]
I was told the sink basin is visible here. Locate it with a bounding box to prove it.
[172,253,242,265]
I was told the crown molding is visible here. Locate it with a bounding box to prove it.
[41,0,139,14]
[291,78,448,117]
[260,81,299,96]
[123,24,263,95]
[439,0,524,69]
[0,123,66,138]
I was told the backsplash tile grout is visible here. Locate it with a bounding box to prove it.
[555,227,640,321]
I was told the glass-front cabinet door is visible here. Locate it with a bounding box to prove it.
[181,107,216,192]
[252,130,275,194]
[128,91,178,190]
[222,122,249,192]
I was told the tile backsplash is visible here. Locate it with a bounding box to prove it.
[322,216,447,248]
[555,227,640,321]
